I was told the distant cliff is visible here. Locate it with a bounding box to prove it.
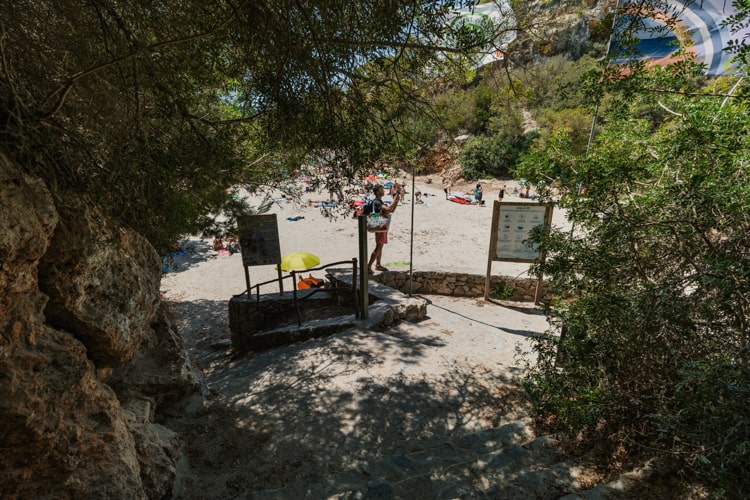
[513,0,613,63]
[0,153,200,498]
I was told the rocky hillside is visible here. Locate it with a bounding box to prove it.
[0,154,201,498]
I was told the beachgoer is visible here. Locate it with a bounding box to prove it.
[227,236,241,254]
[367,184,400,273]
[212,236,224,252]
[474,183,483,206]
[444,182,453,200]
[415,190,423,204]
[498,184,506,201]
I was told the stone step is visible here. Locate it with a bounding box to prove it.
[247,421,604,499]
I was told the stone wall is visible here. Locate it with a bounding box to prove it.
[370,271,544,302]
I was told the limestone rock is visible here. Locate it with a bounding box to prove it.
[0,155,194,498]
[39,198,161,368]
[130,421,180,499]
[0,326,145,499]
[0,154,58,340]
[108,304,201,406]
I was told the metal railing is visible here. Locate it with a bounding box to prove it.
[236,258,360,327]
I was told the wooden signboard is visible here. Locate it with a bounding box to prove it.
[238,214,282,295]
[489,202,551,262]
[485,201,552,302]
[238,214,281,267]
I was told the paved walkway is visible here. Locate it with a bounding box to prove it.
[168,291,644,498]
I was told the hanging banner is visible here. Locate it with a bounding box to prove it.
[612,0,750,75]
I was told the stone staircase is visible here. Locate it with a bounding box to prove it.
[248,421,646,499]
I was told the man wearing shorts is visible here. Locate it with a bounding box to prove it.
[367,184,400,273]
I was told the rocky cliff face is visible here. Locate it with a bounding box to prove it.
[0,154,200,498]
[514,0,613,62]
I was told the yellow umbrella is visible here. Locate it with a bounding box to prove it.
[277,252,320,271]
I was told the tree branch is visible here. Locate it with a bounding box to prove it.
[40,0,252,121]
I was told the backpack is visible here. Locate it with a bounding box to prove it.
[362,198,376,215]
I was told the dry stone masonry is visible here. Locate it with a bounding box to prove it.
[371,271,544,302]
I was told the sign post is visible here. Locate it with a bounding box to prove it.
[358,215,369,319]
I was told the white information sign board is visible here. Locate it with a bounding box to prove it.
[491,202,551,262]
[485,201,553,303]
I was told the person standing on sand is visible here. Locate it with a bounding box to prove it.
[443,182,453,200]
[367,184,400,273]
[498,184,506,201]
[474,183,483,206]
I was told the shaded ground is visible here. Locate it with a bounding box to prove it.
[162,290,693,498]
[162,294,565,498]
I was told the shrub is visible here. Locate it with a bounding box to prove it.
[458,133,535,179]
[519,101,750,496]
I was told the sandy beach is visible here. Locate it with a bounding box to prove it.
[161,175,568,302]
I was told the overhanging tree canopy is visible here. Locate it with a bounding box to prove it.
[1,0,497,249]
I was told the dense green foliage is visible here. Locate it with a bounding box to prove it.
[458,132,535,179]
[426,55,602,180]
[0,0,484,251]
[515,18,750,496]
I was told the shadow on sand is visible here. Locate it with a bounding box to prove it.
[161,239,218,275]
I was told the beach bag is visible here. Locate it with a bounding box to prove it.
[367,213,390,233]
[298,275,323,290]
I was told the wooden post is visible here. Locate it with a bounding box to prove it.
[534,270,545,305]
[351,258,360,318]
[484,200,501,300]
[534,203,553,305]
[244,265,252,298]
[358,215,369,319]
